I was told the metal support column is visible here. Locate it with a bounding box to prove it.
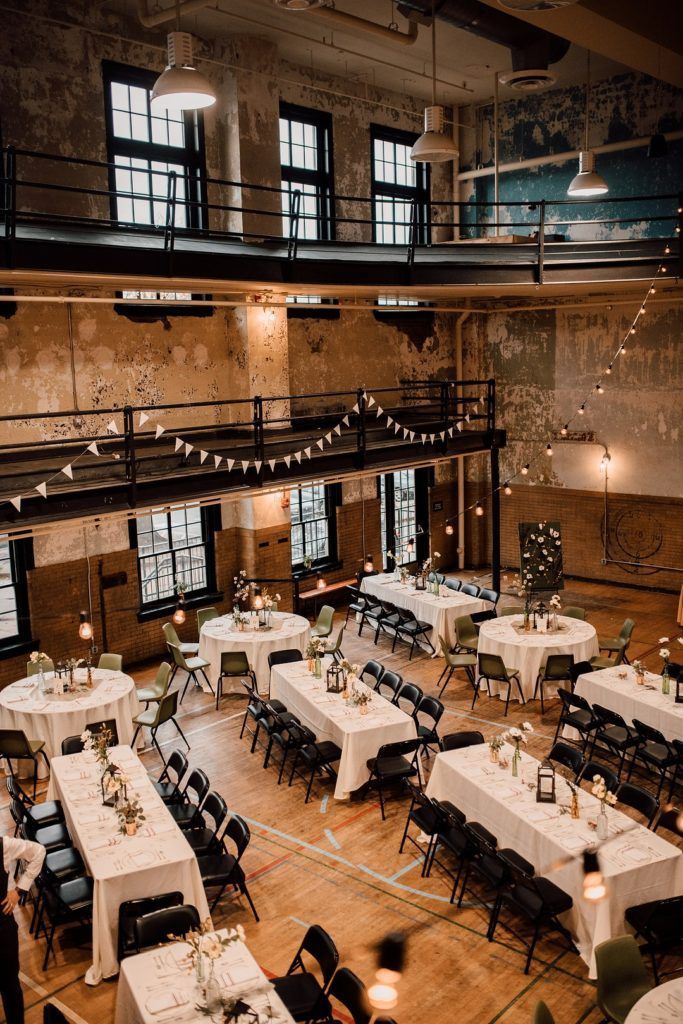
[490,445,501,593]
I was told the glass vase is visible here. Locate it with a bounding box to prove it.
[523,612,531,633]
[195,951,205,989]
[205,961,221,1013]
[596,806,608,840]
[570,791,580,819]
[314,657,322,679]
[662,669,670,696]
[511,747,520,777]
[37,666,45,693]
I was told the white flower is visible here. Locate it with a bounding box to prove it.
[433,551,441,558]
[592,775,601,783]
[522,722,534,733]
[678,638,683,646]
[660,648,670,659]
[606,792,617,806]
[538,536,545,542]
[542,549,548,555]
[523,553,530,559]
[659,637,669,644]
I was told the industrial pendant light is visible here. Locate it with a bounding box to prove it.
[411,3,458,163]
[151,31,216,113]
[567,52,608,197]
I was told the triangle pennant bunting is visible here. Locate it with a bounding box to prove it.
[420,434,427,443]
[284,455,292,469]
[294,451,302,464]
[155,424,165,440]
[86,441,99,456]
[174,437,184,453]
[138,412,149,428]
[409,431,415,442]
[457,421,463,431]
[333,424,342,435]
[268,459,276,472]
[304,447,312,459]
[241,461,250,473]
[254,461,262,473]
[226,459,235,471]
[448,427,454,437]
[386,416,393,427]
[61,463,74,480]
[106,420,119,435]
[352,404,359,414]
[439,431,445,441]
[199,450,208,464]
[367,395,376,408]
[35,482,47,499]
[394,423,401,435]
[403,428,409,439]
[10,496,21,511]
[465,414,471,423]
[429,433,435,443]
[316,439,325,450]
[342,415,350,426]
[325,432,332,444]
[184,443,194,458]
[375,406,383,417]
[214,455,222,469]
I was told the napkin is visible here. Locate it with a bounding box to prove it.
[90,836,122,851]
[221,962,261,987]
[145,991,191,1015]
[559,833,589,852]
[620,846,652,865]
[77,810,109,825]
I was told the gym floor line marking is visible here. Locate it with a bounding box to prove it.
[20,972,91,1024]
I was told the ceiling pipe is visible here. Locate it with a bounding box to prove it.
[137,0,213,30]
[291,6,419,46]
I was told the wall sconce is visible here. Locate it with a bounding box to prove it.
[599,452,611,473]
[78,611,93,641]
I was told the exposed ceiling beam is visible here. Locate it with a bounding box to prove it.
[475,0,683,87]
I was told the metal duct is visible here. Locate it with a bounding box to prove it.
[397,0,570,73]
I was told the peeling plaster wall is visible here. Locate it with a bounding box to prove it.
[459,72,683,238]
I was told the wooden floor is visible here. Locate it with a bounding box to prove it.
[2,576,681,1024]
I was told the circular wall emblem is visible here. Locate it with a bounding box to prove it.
[611,509,663,574]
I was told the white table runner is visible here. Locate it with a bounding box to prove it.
[270,658,416,799]
[426,744,683,978]
[199,612,310,693]
[361,573,488,648]
[49,745,210,984]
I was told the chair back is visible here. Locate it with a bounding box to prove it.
[440,731,484,751]
[619,618,636,643]
[162,621,181,648]
[437,634,451,660]
[393,682,422,712]
[595,935,652,1017]
[454,615,477,647]
[328,626,344,655]
[27,657,55,676]
[220,650,251,676]
[615,782,659,826]
[223,813,251,860]
[376,669,402,701]
[118,891,183,958]
[85,719,119,745]
[182,766,210,807]
[593,703,627,730]
[478,588,499,606]
[268,649,303,670]
[155,689,180,727]
[151,661,173,697]
[654,806,682,838]
[569,661,593,688]
[498,606,524,616]
[328,968,371,1024]
[579,760,618,793]
[158,748,188,787]
[313,605,334,636]
[197,607,219,633]
[44,1005,70,1024]
[460,582,481,598]
[445,578,461,592]
[98,653,123,671]
[633,718,667,746]
[478,652,508,681]
[415,695,444,728]
[61,735,85,756]
[201,792,229,835]
[563,606,586,620]
[548,742,583,777]
[166,642,188,670]
[377,738,421,761]
[298,924,339,987]
[134,904,200,952]
[544,655,574,680]
[359,660,384,686]
[532,1000,555,1024]
[0,729,35,760]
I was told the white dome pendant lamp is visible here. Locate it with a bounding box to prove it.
[151,31,216,114]
[567,52,608,197]
[411,3,458,163]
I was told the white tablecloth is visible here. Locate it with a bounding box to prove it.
[270,658,417,799]
[571,665,683,742]
[426,745,683,977]
[361,573,489,648]
[199,612,310,694]
[115,933,294,1024]
[48,745,210,985]
[478,615,599,701]
[625,978,683,1024]
[0,668,139,777]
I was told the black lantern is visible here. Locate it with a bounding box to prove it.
[675,670,683,705]
[415,574,426,591]
[536,759,556,803]
[101,763,126,808]
[326,662,344,693]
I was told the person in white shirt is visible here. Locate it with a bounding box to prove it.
[1,833,45,1024]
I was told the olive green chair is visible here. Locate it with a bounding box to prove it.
[498,606,525,617]
[216,651,256,711]
[532,1001,555,1024]
[167,643,213,704]
[162,621,200,683]
[325,626,345,663]
[98,653,123,671]
[563,606,586,620]
[311,605,334,639]
[0,728,50,799]
[453,615,479,655]
[131,690,189,761]
[475,652,524,716]
[533,654,574,715]
[196,606,219,634]
[595,935,652,1023]
[598,618,635,665]
[436,635,477,698]
[136,661,172,709]
[26,658,55,677]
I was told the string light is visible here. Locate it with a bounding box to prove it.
[578,404,585,415]
[596,383,604,394]
[78,611,93,641]
[504,483,512,495]
[445,523,454,535]
[546,443,553,456]
[560,425,568,435]
[582,850,607,903]
[475,501,484,516]
[363,554,374,573]
[521,464,529,475]
[605,364,612,374]
[172,600,186,625]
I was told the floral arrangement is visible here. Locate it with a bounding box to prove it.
[172,920,245,970]
[350,689,371,708]
[399,565,410,583]
[64,657,84,672]
[386,550,396,564]
[233,569,250,604]
[502,721,534,751]
[81,726,113,767]
[549,594,562,610]
[116,797,146,832]
[103,766,129,798]
[591,774,617,810]
[29,651,50,665]
[262,588,281,610]
[632,659,645,683]
[659,638,670,669]
[340,658,360,678]
[303,555,313,570]
[306,637,326,659]
[511,573,534,617]
[488,734,506,752]
[175,578,187,597]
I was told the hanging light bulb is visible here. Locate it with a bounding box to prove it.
[599,452,611,472]
[406,537,415,554]
[445,523,454,535]
[151,32,217,113]
[475,502,484,516]
[546,443,553,456]
[363,554,374,573]
[316,575,326,590]
[665,245,671,254]
[504,483,512,495]
[567,53,608,197]
[605,364,612,374]
[582,849,607,902]
[521,464,529,475]
[78,611,93,641]
[410,4,458,164]
[578,404,585,415]
[560,424,568,435]
[368,983,398,1011]
[596,383,604,394]
[172,599,186,625]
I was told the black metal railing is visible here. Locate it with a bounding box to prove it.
[2,147,680,278]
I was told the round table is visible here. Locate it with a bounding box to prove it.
[477,615,599,702]
[198,611,311,694]
[0,668,139,776]
[625,978,683,1023]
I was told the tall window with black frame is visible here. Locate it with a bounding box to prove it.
[0,536,33,653]
[279,102,334,241]
[290,485,336,570]
[371,124,430,245]
[132,505,217,610]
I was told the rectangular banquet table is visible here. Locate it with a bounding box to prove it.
[115,932,294,1024]
[571,665,683,742]
[270,658,417,799]
[48,745,210,985]
[426,744,683,978]
[361,573,489,648]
